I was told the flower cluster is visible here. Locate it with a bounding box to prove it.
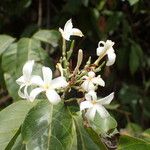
[16,61,68,105]
[16,19,116,121]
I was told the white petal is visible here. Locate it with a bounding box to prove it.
[88,71,95,78]
[96,46,105,56]
[46,90,61,105]
[85,90,97,101]
[18,85,30,99]
[23,60,34,81]
[97,41,105,56]
[71,28,83,37]
[85,107,96,121]
[80,101,93,111]
[96,105,110,118]
[42,66,52,85]
[30,75,44,86]
[18,84,26,99]
[81,80,95,91]
[59,28,64,36]
[64,19,73,33]
[51,76,68,89]
[29,87,44,102]
[97,92,114,105]
[106,51,116,66]
[92,76,105,87]
[16,76,25,85]
[105,40,114,47]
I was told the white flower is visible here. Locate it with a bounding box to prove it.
[59,19,83,41]
[96,40,116,66]
[16,60,36,99]
[80,91,114,120]
[29,66,68,104]
[81,71,105,92]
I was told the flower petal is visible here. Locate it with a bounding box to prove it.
[30,75,44,86]
[80,101,93,111]
[46,89,61,105]
[81,80,95,91]
[71,28,83,37]
[85,90,97,101]
[51,76,68,89]
[42,66,52,85]
[96,105,110,118]
[16,76,25,85]
[29,87,44,102]
[64,19,73,33]
[85,107,96,121]
[23,60,34,81]
[18,84,26,99]
[106,50,116,66]
[97,92,114,105]
[92,76,105,87]
[88,71,95,78]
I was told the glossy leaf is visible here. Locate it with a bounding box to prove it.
[33,30,60,47]
[0,35,15,55]
[21,100,74,150]
[0,100,36,150]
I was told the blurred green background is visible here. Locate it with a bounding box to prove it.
[0,0,150,136]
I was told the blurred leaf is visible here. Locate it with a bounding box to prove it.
[126,122,143,136]
[16,38,53,76]
[129,41,143,75]
[0,35,15,55]
[2,43,19,100]
[128,0,139,6]
[33,30,60,47]
[0,100,36,150]
[142,129,150,143]
[118,135,150,150]
[21,101,74,150]
[129,45,140,75]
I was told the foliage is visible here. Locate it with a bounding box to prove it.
[0,0,150,149]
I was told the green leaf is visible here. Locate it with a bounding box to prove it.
[91,113,117,134]
[0,35,15,55]
[118,135,150,150]
[16,37,53,76]
[2,43,19,100]
[0,100,36,150]
[129,45,140,75]
[128,0,139,6]
[33,30,60,47]
[21,101,74,150]
[73,115,107,150]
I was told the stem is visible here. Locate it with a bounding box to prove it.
[37,0,42,27]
